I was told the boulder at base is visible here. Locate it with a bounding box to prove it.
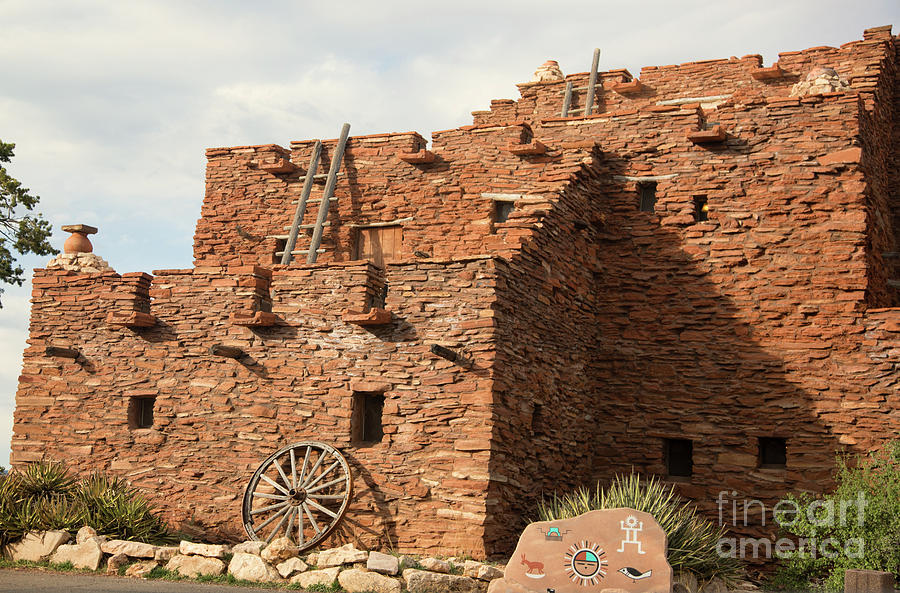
[498,508,672,593]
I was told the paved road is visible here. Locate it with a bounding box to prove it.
[0,569,288,592]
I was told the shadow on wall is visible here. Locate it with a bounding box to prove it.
[484,147,852,558]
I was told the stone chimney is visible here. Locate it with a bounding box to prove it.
[532,60,564,83]
[46,224,115,273]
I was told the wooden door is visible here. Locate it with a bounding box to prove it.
[355,225,402,268]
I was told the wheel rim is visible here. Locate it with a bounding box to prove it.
[242,441,353,551]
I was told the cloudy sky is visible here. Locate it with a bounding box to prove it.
[1,0,897,466]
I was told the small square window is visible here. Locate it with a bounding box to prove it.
[352,392,384,445]
[531,403,544,436]
[693,196,709,222]
[128,397,155,429]
[639,183,657,213]
[273,238,288,264]
[664,438,693,478]
[493,201,515,224]
[759,437,787,468]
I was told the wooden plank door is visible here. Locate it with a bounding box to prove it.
[355,225,402,268]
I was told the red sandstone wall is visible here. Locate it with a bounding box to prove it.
[13,259,501,556]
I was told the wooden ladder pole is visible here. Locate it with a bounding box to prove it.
[306,123,351,264]
[281,140,322,265]
[584,48,601,116]
[561,81,573,117]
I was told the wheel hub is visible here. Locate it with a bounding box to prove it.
[288,488,307,506]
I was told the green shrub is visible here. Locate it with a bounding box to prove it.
[0,461,176,550]
[537,473,742,583]
[772,442,900,592]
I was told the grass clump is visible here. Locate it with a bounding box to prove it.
[0,461,176,551]
[771,442,900,592]
[538,472,741,584]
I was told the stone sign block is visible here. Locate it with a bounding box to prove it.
[497,508,672,593]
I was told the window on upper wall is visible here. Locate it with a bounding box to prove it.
[493,200,515,225]
[351,392,385,445]
[693,195,709,222]
[759,437,787,469]
[273,238,288,264]
[664,438,693,478]
[128,397,155,429]
[639,183,657,213]
[355,225,403,269]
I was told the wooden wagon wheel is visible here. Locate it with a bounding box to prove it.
[242,441,352,551]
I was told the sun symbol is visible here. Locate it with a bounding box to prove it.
[563,541,607,586]
[624,515,639,528]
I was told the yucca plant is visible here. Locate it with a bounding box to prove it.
[537,473,742,583]
[1,461,176,551]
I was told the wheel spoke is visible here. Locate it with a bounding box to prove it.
[303,502,322,534]
[261,474,289,495]
[284,506,294,538]
[306,476,347,494]
[307,492,348,500]
[251,501,289,515]
[252,491,288,501]
[255,505,291,532]
[301,450,329,487]
[306,498,339,519]
[304,460,340,490]
[273,457,291,490]
[298,446,311,484]
[290,448,297,489]
[298,505,305,545]
[265,508,292,544]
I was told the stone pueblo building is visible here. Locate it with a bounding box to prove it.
[11,25,899,559]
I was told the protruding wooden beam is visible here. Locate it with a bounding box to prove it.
[45,346,80,359]
[210,344,245,359]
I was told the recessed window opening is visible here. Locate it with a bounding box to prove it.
[531,403,544,436]
[493,200,515,225]
[759,437,787,468]
[664,438,693,478]
[352,392,384,445]
[273,238,287,264]
[128,397,155,429]
[693,196,709,222]
[639,183,657,213]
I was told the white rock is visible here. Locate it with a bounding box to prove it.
[367,550,400,575]
[49,539,104,570]
[339,568,402,593]
[232,541,265,555]
[276,557,309,578]
[125,561,158,578]
[154,546,179,562]
[476,564,504,581]
[179,540,228,558]
[101,539,156,558]
[106,552,130,574]
[317,543,368,567]
[305,552,319,566]
[291,567,341,588]
[8,530,71,562]
[405,569,483,593]
[228,552,281,583]
[419,557,451,573]
[166,554,226,578]
[75,526,98,545]
[260,536,298,564]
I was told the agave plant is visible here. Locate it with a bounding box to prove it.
[1,462,176,551]
[537,473,741,583]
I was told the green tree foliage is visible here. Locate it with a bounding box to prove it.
[772,442,900,591]
[0,140,57,307]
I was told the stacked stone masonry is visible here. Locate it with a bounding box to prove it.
[12,26,900,559]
